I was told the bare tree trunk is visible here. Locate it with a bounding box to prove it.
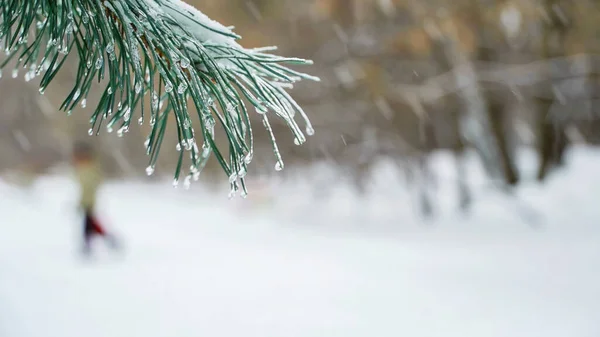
[536,0,570,181]
[473,5,520,186]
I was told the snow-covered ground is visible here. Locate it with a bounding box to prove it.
[1,147,599,337]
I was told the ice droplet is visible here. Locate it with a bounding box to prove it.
[172,178,179,188]
[12,69,18,78]
[81,99,87,108]
[138,117,143,125]
[306,125,315,136]
[240,190,248,198]
[107,126,113,133]
[106,44,115,55]
[107,87,113,94]
[228,173,237,183]
[164,82,173,93]
[244,152,253,164]
[201,145,210,157]
[0,69,2,78]
[228,189,236,199]
[176,143,181,151]
[39,87,45,95]
[135,81,142,93]
[180,58,190,68]
[183,176,191,189]
[294,138,301,145]
[177,82,187,94]
[67,110,72,116]
[238,166,247,178]
[152,93,159,110]
[95,57,103,69]
[184,140,193,151]
[88,128,94,135]
[275,160,284,171]
[145,166,154,175]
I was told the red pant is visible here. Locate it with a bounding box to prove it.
[84,211,105,237]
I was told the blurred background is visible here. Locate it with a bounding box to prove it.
[2,0,600,215]
[2,1,600,336]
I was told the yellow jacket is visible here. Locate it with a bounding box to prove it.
[75,161,103,210]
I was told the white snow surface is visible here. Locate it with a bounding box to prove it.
[1,147,600,337]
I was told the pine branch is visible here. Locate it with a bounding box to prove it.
[0,0,318,196]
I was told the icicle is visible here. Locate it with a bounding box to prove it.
[262,115,283,171]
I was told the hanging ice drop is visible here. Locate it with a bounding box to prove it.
[275,160,284,171]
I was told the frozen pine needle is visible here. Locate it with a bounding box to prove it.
[0,0,318,193]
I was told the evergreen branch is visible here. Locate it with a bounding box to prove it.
[0,0,318,196]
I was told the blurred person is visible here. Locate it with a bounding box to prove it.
[73,142,120,256]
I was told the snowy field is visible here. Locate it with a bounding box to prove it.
[1,147,599,337]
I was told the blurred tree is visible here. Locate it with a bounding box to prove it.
[535,0,571,181]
